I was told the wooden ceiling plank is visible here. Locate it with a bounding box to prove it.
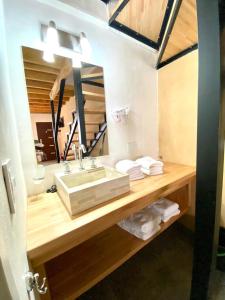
[25,69,57,83]
[28,98,67,104]
[81,72,103,80]
[24,62,59,75]
[29,100,66,105]
[116,0,168,43]
[28,93,70,100]
[26,79,74,91]
[22,47,67,69]
[27,87,74,97]
[161,0,198,63]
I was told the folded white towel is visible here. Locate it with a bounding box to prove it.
[132,225,161,240]
[115,160,144,181]
[136,156,164,170]
[129,175,145,181]
[118,221,161,240]
[151,198,179,220]
[115,160,140,173]
[118,206,161,240]
[162,209,180,222]
[119,206,161,233]
[141,167,163,176]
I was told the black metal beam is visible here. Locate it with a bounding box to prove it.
[157,0,174,47]
[73,68,87,150]
[50,99,59,162]
[54,79,65,163]
[190,0,224,299]
[110,20,159,50]
[157,44,198,69]
[109,0,130,25]
[63,117,78,161]
[156,0,182,66]
[81,80,104,88]
[50,99,55,132]
[87,121,107,155]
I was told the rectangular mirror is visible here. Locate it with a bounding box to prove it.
[22,47,109,164]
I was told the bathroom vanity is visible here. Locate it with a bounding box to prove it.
[27,162,195,299]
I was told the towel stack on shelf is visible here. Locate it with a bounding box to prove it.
[136,156,164,176]
[115,160,144,181]
[151,198,180,222]
[118,206,161,240]
[118,199,180,240]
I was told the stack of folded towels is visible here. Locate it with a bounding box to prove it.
[136,156,164,176]
[118,199,180,240]
[115,160,144,181]
[118,206,161,240]
[151,198,180,222]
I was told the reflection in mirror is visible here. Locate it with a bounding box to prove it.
[22,47,109,164]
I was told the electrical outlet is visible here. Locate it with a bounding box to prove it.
[2,159,16,214]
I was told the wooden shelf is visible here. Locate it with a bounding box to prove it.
[27,163,195,299]
[46,207,188,300]
[27,163,195,268]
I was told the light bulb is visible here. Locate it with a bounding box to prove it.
[43,48,55,63]
[80,32,91,59]
[46,21,59,50]
[72,53,82,68]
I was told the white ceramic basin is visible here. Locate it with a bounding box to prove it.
[55,166,130,216]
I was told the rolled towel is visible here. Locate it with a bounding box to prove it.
[151,198,179,220]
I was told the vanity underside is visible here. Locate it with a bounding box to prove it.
[27,162,195,299]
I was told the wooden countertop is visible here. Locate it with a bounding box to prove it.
[27,162,195,267]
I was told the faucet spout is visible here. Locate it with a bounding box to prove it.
[78,144,87,170]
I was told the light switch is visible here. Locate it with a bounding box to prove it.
[2,159,16,214]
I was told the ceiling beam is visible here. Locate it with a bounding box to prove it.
[28,93,70,100]
[24,62,59,75]
[50,59,72,100]
[27,87,74,97]
[26,79,73,91]
[156,0,182,67]
[109,0,130,24]
[157,44,198,69]
[29,100,66,105]
[25,69,56,83]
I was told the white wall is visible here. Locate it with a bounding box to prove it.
[3,0,158,195]
[0,0,33,298]
[59,0,108,21]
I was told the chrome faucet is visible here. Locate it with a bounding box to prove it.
[78,144,87,170]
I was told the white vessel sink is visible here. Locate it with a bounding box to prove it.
[55,167,130,216]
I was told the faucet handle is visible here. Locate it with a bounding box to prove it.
[64,161,71,174]
[90,157,97,169]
